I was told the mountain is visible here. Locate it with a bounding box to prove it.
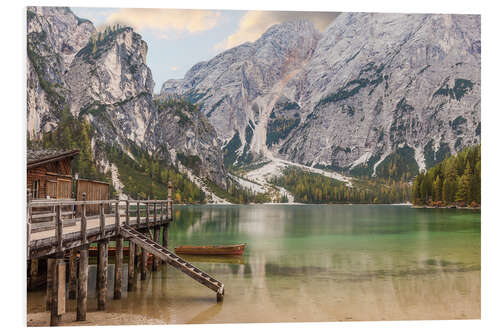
[162,13,481,179]
[26,7,228,195]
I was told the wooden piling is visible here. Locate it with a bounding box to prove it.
[128,241,135,291]
[77,194,88,321]
[46,258,55,311]
[29,258,38,289]
[76,245,88,321]
[141,242,147,280]
[114,237,123,299]
[97,240,108,310]
[68,248,77,299]
[135,240,141,267]
[50,257,65,326]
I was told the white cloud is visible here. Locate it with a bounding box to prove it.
[215,10,339,51]
[105,8,221,38]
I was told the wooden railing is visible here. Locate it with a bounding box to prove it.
[27,191,173,259]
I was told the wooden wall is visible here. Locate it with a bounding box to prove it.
[76,179,110,215]
[27,158,73,199]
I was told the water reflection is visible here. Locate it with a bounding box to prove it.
[27,205,480,323]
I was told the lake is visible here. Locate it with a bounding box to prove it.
[27,204,481,323]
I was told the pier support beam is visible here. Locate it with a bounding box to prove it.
[46,258,55,311]
[152,227,160,271]
[128,241,135,291]
[114,236,123,299]
[76,245,88,321]
[97,240,108,310]
[68,249,77,299]
[141,244,147,280]
[29,258,39,290]
[50,256,65,326]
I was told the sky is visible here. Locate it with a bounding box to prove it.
[71,7,339,93]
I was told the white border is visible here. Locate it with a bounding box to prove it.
[2,0,498,332]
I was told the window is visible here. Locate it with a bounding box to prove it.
[32,180,39,199]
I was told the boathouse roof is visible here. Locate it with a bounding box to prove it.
[27,149,80,168]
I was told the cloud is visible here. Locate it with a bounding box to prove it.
[215,11,339,51]
[105,8,221,38]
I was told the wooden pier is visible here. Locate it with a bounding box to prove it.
[27,182,224,326]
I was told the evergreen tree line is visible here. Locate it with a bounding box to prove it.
[270,167,411,204]
[412,145,480,207]
[28,109,206,203]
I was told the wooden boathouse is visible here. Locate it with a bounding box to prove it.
[27,150,224,326]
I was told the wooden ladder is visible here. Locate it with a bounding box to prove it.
[121,225,224,301]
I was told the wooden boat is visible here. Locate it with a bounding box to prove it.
[174,243,246,256]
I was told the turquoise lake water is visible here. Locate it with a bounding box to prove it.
[27,204,481,323]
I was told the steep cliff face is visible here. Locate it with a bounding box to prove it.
[65,26,155,148]
[146,98,227,187]
[27,6,95,137]
[161,20,322,160]
[163,13,480,177]
[279,13,481,175]
[26,7,228,189]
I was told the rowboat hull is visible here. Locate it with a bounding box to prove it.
[174,244,246,256]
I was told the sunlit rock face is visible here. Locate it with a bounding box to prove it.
[162,13,480,174]
[26,7,228,188]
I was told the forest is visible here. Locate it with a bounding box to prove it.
[28,107,206,203]
[412,145,480,207]
[270,167,412,204]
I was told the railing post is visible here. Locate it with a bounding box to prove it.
[115,195,120,235]
[56,205,63,253]
[80,193,87,244]
[168,181,173,220]
[27,189,32,260]
[125,200,130,226]
[136,201,140,226]
[99,202,105,238]
[154,201,157,226]
[146,202,150,229]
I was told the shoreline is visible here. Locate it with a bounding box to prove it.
[27,311,166,327]
[411,205,481,210]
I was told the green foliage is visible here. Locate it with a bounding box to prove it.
[223,131,242,167]
[176,153,202,176]
[376,145,419,181]
[207,96,226,118]
[266,117,299,147]
[203,179,271,204]
[271,167,411,204]
[433,78,474,101]
[245,124,254,144]
[412,145,480,207]
[106,145,205,203]
[32,110,115,195]
[315,63,385,109]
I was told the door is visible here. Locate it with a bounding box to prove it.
[56,179,72,199]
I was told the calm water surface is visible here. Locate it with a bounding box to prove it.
[27,205,481,323]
